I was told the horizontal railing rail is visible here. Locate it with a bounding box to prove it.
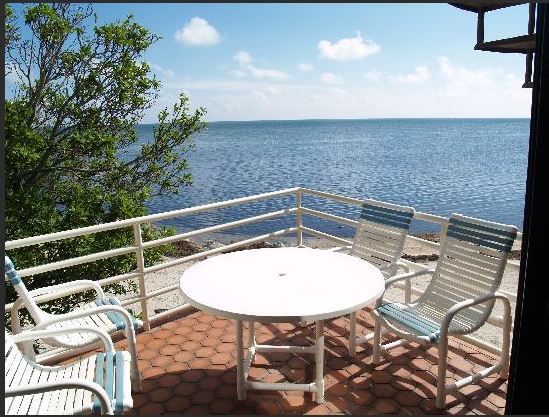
[4,186,522,362]
[5,188,299,251]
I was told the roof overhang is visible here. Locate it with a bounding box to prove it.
[449,1,527,13]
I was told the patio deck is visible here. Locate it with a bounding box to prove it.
[110,308,507,415]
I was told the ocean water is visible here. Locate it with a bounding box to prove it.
[134,119,529,240]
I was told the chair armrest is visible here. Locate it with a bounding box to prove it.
[439,292,512,337]
[33,304,136,339]
[27,280,106,301]
[5,379,114,415]
[394,260,410,273]
[384,268,434,288]
[11,326,115,352]
[10,280,107,334]
[379,260,410,275]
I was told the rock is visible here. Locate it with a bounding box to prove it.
[413,232,440,243]
[222,240,284,254]
[172,239,203,257]
[203,240,225,251]
[402,253,439,262]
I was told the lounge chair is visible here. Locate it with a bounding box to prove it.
[347,199,416,356]
[4,256,142,391]
[370,213,518,408]
[5,328,133,415]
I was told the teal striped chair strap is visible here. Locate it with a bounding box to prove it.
[360,203,414,230]
[447,217,517,252]
[93,351,126,413]
[94,297,140,331]
[377,303,441,343]
[4,257,22,285]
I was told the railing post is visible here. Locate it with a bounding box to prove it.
[133,223,151,331]
[296,189,303,246]
[439,220,449,249]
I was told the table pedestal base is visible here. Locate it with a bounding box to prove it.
[236,320,325,403]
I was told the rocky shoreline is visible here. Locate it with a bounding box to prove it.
[166,231,521,262]
[168,238,286,258]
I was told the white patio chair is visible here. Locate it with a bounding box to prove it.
[347,199,416,356]
[370,213,518,408]
[5,256,142,391]
[5,327,133,415]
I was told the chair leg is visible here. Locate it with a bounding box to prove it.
[436,337,449,409]
[500,299,512,378]
[314,320,325,404]
[247,320,256,361]
[236,320,246,401]
[349,312,356,357]
[404,280,412,304]
[372,320,382,364]
[125,328,142,392]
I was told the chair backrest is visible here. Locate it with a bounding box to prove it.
[350,199,415,276]
[5,256,48,323]
[420,213,518,332]
[5,329,34,385]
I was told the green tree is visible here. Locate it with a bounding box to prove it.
[4,3,206,321]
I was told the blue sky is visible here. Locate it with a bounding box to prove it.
[8,3,533,122]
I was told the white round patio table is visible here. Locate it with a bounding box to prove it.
[179,247,384,403]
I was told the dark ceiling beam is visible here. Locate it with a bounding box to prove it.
[449,1,527,13]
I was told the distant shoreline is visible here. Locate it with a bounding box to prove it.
[138,117,530,125]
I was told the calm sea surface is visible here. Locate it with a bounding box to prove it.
[134,119,529,241]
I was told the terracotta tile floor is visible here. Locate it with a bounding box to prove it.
[115,309,507,415]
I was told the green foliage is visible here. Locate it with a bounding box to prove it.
[5,4,18,51]
[5,4,206,324]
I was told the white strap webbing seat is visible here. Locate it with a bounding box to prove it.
[347,199,416,356]
[5,256,142,391]
[371,213,518,409]
[5,328,133,415]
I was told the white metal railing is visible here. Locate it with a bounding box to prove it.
[5,187,522,361]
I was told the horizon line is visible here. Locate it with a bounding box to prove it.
[139,116,530,124]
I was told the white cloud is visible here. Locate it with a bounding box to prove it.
[149,63,176,79]
[437,56,491,91]
[435,56,503,100]
[231,69,248,78]
[297,63,314,72]
[390,66,431,83]
[320,72,343,85]
[430,56,531,113]
[363,70,383,82]
[142,74,531,122]
[231,51,290,81]
[141,56,531,122]
[233,51,252,65]
[318,31,380,61]
[174,17,220,46]
[247,66,289,80]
